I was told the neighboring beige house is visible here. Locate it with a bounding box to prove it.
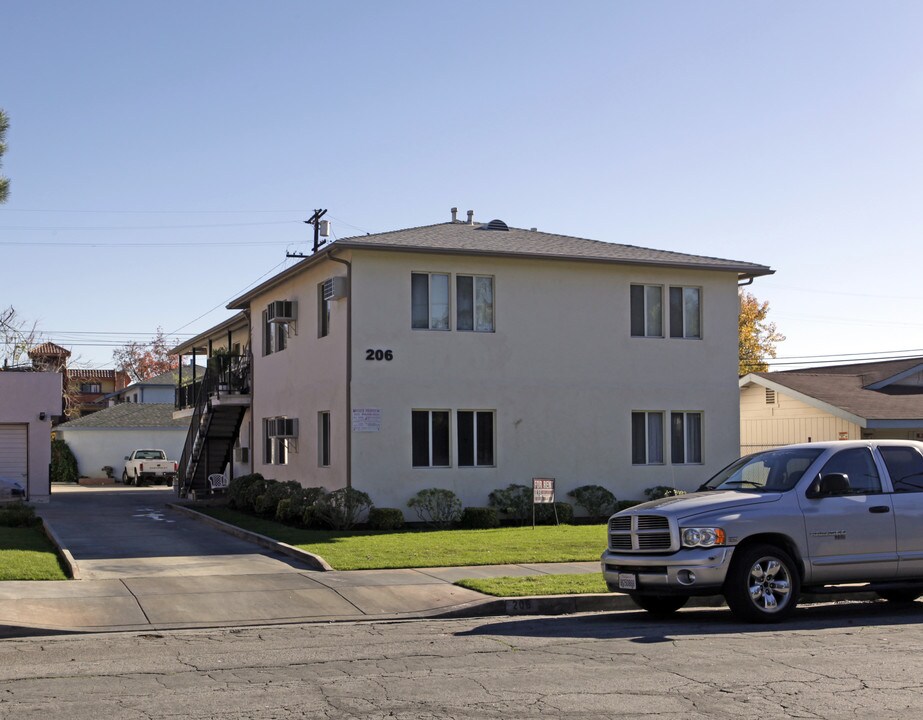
[174,211,773,506]
[0,369,62,502]
[739,357,923,453]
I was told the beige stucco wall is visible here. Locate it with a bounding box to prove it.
[342,249,743,508]
[0,371,62,502]
[739,383,862,453]
[249,258,348,489]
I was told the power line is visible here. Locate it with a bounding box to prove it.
[0,220,300,232]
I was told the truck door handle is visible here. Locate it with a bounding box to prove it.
[869,506,891,513]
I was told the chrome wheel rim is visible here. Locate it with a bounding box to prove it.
[747,556,792,613]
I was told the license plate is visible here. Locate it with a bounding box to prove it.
[617,573,637,591]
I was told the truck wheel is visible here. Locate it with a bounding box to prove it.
[132,472,140,487]
[121,470,129,485]
[629,594,688,617]
[876,589,921,604]
[724,544,800,623]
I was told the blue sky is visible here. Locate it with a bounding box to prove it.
[2,1,922,369]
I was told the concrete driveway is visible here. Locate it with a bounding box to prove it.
[38,485,314,579]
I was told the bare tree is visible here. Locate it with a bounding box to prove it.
[0,306,39,369]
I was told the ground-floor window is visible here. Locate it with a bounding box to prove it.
[412,410,450,467]
[671,412,703,464]
[631,411,664,465]
[318,411,331,467]
[457,410,495,467]
[263,418,288,465]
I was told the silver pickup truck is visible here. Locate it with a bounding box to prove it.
[601,440,923,622]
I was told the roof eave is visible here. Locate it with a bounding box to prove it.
[739,373,868,427]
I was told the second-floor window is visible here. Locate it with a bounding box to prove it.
[669,287,701,339]
[318,283,331,338]
[456,276,494,332]
[263,310,288,355]
[80,383,102,393]
[411,273,450,330]
[630,285,663,338]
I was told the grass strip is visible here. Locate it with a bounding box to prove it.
[197,507,607,570]
[0,526,69,581]
[455,573,608,597]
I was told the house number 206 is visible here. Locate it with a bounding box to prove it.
[365,349,394,361]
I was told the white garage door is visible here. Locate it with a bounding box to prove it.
[0,424,28,483]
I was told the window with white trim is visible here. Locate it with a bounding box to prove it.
[457,410,495,467]
[631,411,664,464]
[456,275,494,332]
[263,418,288,465]
[412,410,450,467]
[630,285,663,337]
[670,412,703,464]
[411,273,450,330]
[318,283,331,338]
[669,287,701,338]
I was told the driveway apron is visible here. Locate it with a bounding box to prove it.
[39,485,315,579]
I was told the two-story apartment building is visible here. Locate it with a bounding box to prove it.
[174,212,772,507]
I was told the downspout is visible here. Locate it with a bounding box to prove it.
[328,249,352,488]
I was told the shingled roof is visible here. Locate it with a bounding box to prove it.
[742,357,923,425]
[229,219,773,309]
[56,403,189,429]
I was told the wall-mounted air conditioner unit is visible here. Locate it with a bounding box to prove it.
[234,447,250,463]
[322,277,347,301]
[267,300,296,323]
[268,418,298,438]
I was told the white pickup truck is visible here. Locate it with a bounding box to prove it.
[122,449,178,486]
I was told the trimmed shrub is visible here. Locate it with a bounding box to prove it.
[0,502,39,528]
[407,488,462,529]
[567,485,617,522]
[227,473,265,511]
[314,487,373,530]
[50,439,78,484]
[459,506,500,530]
[368,507,405,531]
[534,501,574,525]
[644,485,687,501]
[488,484,532,523]
[255,480,302,517]
[280,486,328,526]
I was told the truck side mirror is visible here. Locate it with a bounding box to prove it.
[807,473,851,498]
[124,456,130,461]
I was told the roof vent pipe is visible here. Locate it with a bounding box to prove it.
[467,210,474,225]
[451,207,458,222]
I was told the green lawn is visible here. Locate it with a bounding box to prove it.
[199,507,607,570]
[457,573,608,597]
[0,526,69,581]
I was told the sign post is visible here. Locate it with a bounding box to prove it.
[532,477,557,528]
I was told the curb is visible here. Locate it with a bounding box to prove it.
[167,503,333,571]
[40,518,80,580]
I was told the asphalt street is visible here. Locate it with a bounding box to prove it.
[2,601,923,719]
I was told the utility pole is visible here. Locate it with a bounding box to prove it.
[287,208,328,259]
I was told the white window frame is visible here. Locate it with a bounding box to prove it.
[670,411,703,464]
[630,284,663,338]
[456,275,495,333]
[412,409,451,468]
[631,411,664,465]
[669,286,701,339]
[318,283,331,338]
[263,418,288,465]
[457,409,496,467]
[411,272,450,331]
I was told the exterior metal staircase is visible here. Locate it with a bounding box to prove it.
[176,355,250,500]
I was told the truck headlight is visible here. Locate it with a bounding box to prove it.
[681,527,726,548]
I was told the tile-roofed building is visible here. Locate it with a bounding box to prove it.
[740,357,923,452]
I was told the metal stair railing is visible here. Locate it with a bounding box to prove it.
[177,367,215,498]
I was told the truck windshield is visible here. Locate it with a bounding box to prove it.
[701,447,824,492]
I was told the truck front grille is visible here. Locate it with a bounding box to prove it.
[609,514,674,553]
